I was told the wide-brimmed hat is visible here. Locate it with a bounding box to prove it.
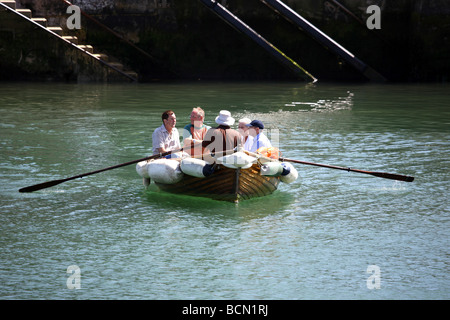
[215,110,235,126]
[246,119,264,129]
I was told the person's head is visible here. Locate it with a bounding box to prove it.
[215,110,235,127]
[162,110,176,131]
[190,107,205,127]
[246,120,264,137]
[238,117,251,136]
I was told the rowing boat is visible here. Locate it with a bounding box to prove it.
[136,150,298,203]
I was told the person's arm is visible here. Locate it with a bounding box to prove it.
[155,146,167,154]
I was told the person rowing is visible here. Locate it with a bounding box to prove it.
[152,110,181,155]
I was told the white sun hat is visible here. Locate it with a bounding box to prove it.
[215,110,235,126]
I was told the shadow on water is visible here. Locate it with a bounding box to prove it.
[140,184,296,221]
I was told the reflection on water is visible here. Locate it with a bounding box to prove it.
[143,185,296,221]
[285,90,354,112]
[0,82,449,300]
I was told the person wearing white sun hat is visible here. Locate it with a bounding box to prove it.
[200,110,242,163]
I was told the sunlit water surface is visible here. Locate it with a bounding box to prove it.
[0,82,448,299]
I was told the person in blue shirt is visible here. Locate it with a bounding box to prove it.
[244,120,272,152]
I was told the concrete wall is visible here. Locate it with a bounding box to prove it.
[6,0,450,82]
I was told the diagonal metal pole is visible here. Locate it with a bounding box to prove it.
[199,0,318,82]
[261,0,386,82]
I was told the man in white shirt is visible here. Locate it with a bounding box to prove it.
[244,120,272,152]
[141,110,181,188]
[152,110,181,155]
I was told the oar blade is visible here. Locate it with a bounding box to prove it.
[369,171,415,182]
[19,179,66,193]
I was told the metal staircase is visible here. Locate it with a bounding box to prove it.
[0,0,138,82]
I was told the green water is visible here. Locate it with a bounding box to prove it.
[0,82,448,300]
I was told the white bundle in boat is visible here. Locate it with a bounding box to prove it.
[135,152,188,179]
[216,152,257,169]
[280,162,298,184]
[136,160,150,178]
[148,159,184,184]
[260,161,298,183]
[260,162,284,176]
[180,158,215,178]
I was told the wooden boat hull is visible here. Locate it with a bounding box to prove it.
[154,163,280,202]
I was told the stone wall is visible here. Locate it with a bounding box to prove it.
[8,0,450,82]
[0,4,134,82]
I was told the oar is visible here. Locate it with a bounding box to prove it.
[19,148,184,193]
[243,150,414,182]
[279,157,415,182]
